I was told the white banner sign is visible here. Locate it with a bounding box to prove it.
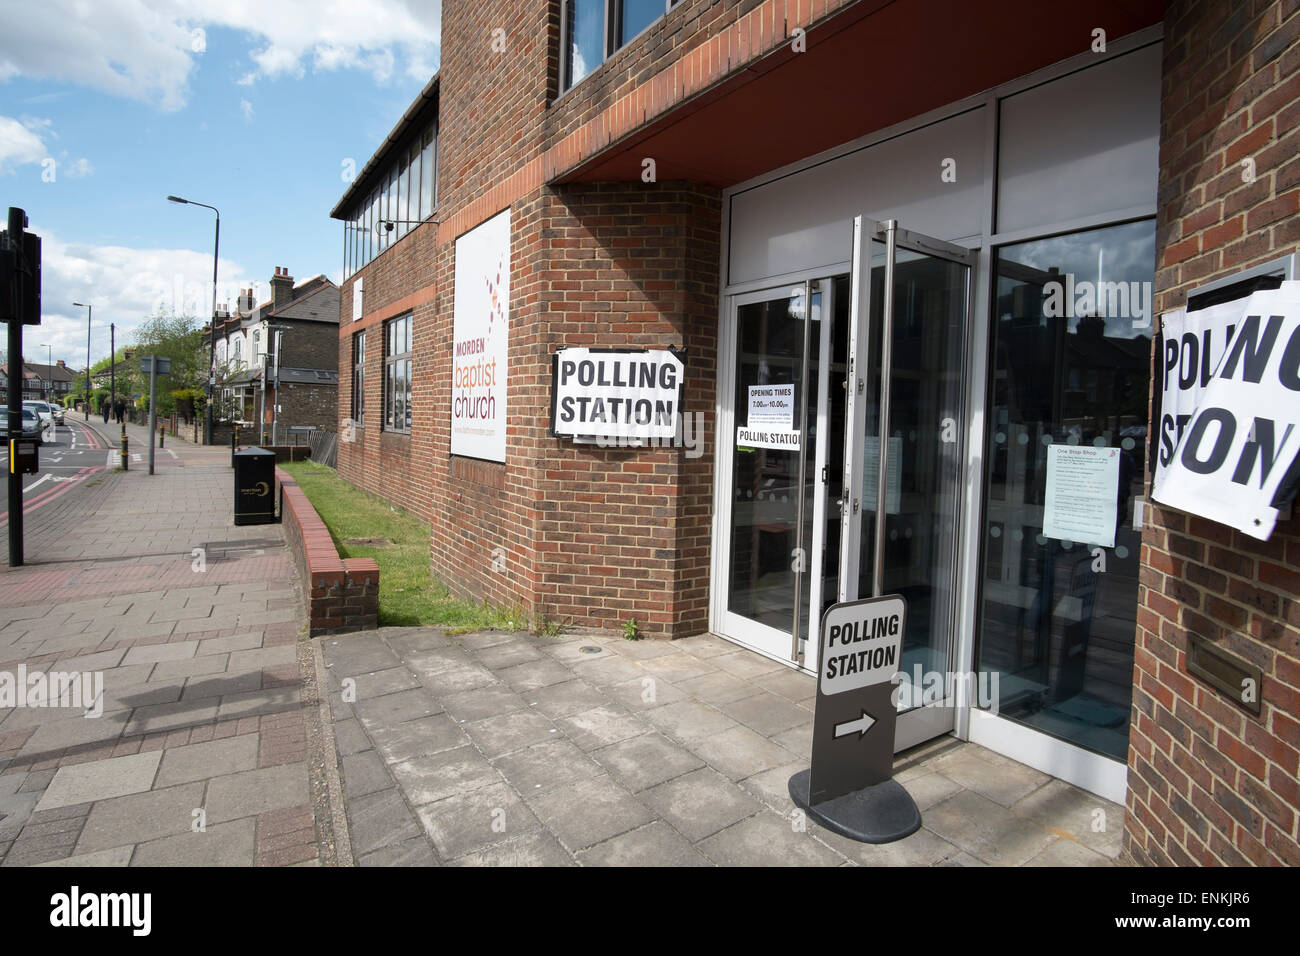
[1153,283,1300,539]
[551,348,684,438]
[451,210,510,462]
[1153,296,1247,495]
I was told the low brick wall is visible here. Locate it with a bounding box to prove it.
[276,466,379,636]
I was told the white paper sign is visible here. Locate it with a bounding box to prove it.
[1043,444,1120,548]
[1154,284,1300,539]
[451,210,510,462]
[747,384,794,429]
[551,348,683,438]
[861,436,901,515]
[736,426,800,450]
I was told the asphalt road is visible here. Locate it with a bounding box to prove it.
[2,417,117,525]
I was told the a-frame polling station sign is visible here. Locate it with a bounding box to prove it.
[809,594,906,804]
[789,594,920,844]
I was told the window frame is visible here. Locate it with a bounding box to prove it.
[560,0,679,95]
[352,330,366,428]
[383,313,413,434]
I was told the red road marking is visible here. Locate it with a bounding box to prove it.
[0,464,103,526]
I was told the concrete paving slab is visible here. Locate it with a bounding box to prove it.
[342,749,393,799]
[122,641,198,666]
[591,732,705,793]
[718,692,812,737]
[75,783,205,854]
[345,787,422,857]
[522,679,608,719]
[556,705,645,751]
[389,746,501,806]
[523,775,653,851]
[924,790,1060,866]
[205,763,309,823]
[576,821,710,866]
[449,830,573,866]
[356,835,440,867]
[435,685,526,725]
[154,734,259,788]
[36,845,134,867]
[37,750,162,811]
[692,725,800,781]
[640,767,763,842]
[493,739,604,794]
[354,687,443,729]
[416,781,540,860]
[131,817,256,866]
[698,810,846,867]
[369,714,468,765]
[463,709,558,758]
[496,659,575,692]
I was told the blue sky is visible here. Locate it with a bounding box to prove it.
[0,0,441,369]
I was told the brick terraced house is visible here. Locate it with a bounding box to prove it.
[331,0,1300,865]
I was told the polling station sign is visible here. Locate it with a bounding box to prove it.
[1153,283,1300,540]
[550,347,684,439]
[809,595,907,804]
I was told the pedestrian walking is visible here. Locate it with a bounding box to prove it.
[101,398,110,423]
[114,399,125,424]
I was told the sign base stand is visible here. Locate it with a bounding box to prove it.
[788,769,921,845]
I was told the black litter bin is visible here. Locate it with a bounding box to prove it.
[233,446,278,525]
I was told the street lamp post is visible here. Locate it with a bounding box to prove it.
[73,301,91,419]
[167,195,219,444]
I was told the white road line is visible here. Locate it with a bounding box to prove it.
[107,451,116,469]
[166,449,178,459]
[24,475,52,495]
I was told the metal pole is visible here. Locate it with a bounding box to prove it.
[110,323,115,417]
[271,329,281,445]
[148,357,157,475]
[790,279,812,665]
[208,213,218,445]
[872,220,898,599]
[259,353,267,446]
[84,303,91,420]
[7,206,25,567]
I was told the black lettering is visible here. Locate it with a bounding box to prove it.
[1159,414,1175,466]
[559,397,575,423]
[1231,417,1296,488]
[1278,325,1300,391]
[1219,314,1282,384]
[560,360,576,384]
[1180,408,1236,475]
[1179,332,1199,390]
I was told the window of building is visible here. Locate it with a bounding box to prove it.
[252,330,260,365]
[976,218,1156,762]
[341,117,438,279]
[384,314,412,433]
[561,1,680,92]
[352,331,366,427]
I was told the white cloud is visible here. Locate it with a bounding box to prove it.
[60,154,94,178]
[0,1,442,110]
[240,97,254,122]
[34,230,259,366]
[0,114,48,173]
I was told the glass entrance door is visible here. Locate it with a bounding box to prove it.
[716,218,973,751]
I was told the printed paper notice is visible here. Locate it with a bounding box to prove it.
[1043,445,1120,548]
[861,436,901,515]
[736,426,801,450]
[748,384,795,429]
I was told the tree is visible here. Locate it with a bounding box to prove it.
[131,313,208,417]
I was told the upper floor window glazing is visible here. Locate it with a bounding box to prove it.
[343,118,438,279]
[562,1,680,91]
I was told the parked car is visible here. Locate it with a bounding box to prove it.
[23,400,58,427]
[1,406,44,443]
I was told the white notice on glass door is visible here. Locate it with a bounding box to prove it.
[747,384,795,429]
[1043,445,1120,549]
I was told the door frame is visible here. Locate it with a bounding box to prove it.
[710,219,979,753]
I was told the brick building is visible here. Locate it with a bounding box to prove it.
[331,0,1300,864]
[214,267,340,439]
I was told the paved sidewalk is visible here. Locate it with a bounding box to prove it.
[0,419,338,866]
[324,626,1127,866]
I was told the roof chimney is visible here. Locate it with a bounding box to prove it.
[56,359,65,367]
[270,267,294,310]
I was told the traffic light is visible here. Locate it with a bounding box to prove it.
[1,207,41,326]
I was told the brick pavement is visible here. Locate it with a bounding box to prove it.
[0,419,339,866]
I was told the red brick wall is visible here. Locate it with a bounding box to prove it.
[276,468,380,636]
[1127,0,1300,867]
